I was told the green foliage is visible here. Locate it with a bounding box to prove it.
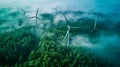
[15,34,112,67]
[0,29,38,66]
[0,10,114,67]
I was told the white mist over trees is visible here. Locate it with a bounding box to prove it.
[0,0,120,67]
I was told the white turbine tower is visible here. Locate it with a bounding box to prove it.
[63,13,81,46]
[90,10,106,31]
[88,10,98,31]
[94,15,98,30]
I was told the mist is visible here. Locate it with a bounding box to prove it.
[71,30,120,66]
[0,0,120,67]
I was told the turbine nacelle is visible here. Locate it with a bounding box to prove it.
[67,26,70,30]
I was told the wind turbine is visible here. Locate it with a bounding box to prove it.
[18,7,30,16]
[53,6,58,11]
[28,8,42,28]
[63,13,81,46]
[89,10,107,30]
[94,15,98,30]
[88,10,98,31]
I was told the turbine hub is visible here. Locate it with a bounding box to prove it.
[67,26,70,29]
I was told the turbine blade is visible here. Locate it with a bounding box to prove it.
[63,30,69,40]
[63,13,69,25]
[18,7,26,16]
[28,16,36,18]
[16,6,20,10]
[36,8,39,16]
[36,17,42,22]
[20,7,25,13]
[36,17,39,28]
[53,6,58,11]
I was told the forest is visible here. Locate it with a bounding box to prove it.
[0,6,120,67]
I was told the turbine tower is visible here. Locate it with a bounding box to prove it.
[88,10,98,31]
[63,13,81,46]
[90,10,105,31]
[94,15,98,30]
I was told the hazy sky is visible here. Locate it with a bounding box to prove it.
[0,0,120,13]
